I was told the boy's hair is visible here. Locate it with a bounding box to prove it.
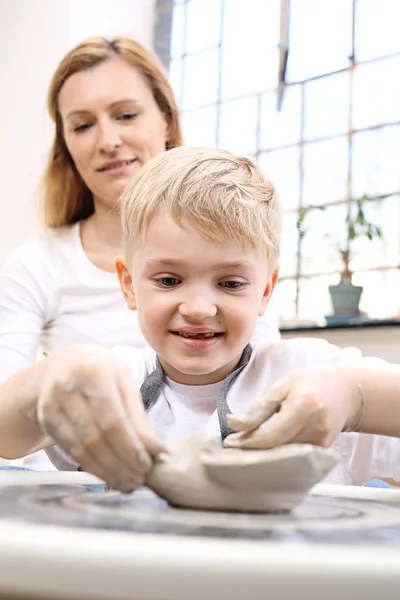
[120,146,282,263]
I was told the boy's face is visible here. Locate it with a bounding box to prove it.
[116,210,278,385]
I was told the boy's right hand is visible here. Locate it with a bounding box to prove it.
[36,345,163,492]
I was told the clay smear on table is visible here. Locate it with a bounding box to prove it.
[146,433,339,513]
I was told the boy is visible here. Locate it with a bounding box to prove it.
[0,147,399,492]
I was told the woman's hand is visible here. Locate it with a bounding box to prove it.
[37,345,163,492]
[224,367,362,449]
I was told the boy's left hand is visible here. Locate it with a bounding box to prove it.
[224,367,358,449]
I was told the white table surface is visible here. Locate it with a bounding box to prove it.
[0,472,400,600]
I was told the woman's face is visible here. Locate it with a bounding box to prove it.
[59,57,170,209]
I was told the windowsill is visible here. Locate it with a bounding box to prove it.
[280,317,400,334]
[279,318,399,362]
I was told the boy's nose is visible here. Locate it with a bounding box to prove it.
[178,293,217,319]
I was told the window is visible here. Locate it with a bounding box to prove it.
[155,0,400,325]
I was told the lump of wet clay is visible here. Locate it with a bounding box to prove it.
[145,432,339,513]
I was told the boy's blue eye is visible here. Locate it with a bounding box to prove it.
[220,281,245,290]
[157,277,180,287]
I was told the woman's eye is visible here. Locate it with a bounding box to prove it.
[73,123,91,133]
[220,281,245,290]
[157,277,181,287]
[118,113,139,122]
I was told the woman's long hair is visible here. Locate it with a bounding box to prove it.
[43,37,183,228]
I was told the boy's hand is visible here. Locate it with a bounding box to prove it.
[224,367,359,449]
[37,346,163,492]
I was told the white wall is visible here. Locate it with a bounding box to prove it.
[68,0,154,49]
[0,0,155,261]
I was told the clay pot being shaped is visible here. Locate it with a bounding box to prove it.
[146,433,339,513]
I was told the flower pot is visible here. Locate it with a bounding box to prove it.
[328,282,363,317]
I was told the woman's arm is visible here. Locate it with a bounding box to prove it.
[0,236,59,459]
[0,244,49,386]
[0,359,53,458]
[0,246,52,457]
[341,367,400,438]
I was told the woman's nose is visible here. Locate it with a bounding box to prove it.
[97,121,122,153]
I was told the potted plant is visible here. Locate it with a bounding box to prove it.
[328,194,383,318]
[297,194,384,318]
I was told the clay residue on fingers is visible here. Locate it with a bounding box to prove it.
[227,395,281,432]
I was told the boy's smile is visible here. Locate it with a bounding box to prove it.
[117,210,277,385]
[170,326,224,348]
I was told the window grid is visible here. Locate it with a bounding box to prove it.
[155,0,400,323]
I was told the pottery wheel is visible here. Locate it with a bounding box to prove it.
[2,481,400,546]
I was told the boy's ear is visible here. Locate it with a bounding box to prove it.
[115,256,137,311]
[258,269,279,316]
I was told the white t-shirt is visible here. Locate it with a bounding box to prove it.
[45,337,400,486]
[0,223,280,468]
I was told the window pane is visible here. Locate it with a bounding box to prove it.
[182,106,217,146]
[300,204,348,277]
[355,0,400,62]
[304,72,349,140]
[274,279,298,324]
[350,196,400,271]
[221,0,280,99]
[170,2,186,58]
[351,126,400,198]
[181,48,219,110]
[219,97,258,155]
[186,0,221,54]
[259,147,300,211]
[352,56,400,130]
[298,275,339,324]
[303,137,349,206]
[287,0,352,82]
[154,8,173,63]
[353,269,400,320]
[280,212,299,278]
[260,85,302,150]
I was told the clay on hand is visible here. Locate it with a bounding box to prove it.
[145,432,339,513]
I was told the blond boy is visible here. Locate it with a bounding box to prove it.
[0,147,400,492]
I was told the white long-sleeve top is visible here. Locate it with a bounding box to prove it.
[0,224,145,378]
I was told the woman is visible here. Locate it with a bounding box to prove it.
[0,37,279,468]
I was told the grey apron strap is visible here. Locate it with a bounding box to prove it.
[140,360,164,411]
[216,343,252,439]
[140,344,253,440]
